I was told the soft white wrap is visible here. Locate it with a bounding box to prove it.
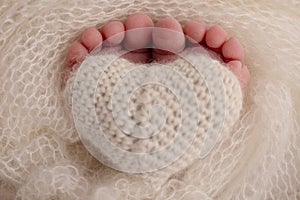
[0,0,300,199]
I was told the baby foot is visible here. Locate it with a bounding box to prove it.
[65,13,250,89]
[65,14,248,178]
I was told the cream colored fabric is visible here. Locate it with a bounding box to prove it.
[0,0,300,199]
[63,47,242,187]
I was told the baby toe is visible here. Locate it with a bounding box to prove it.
[80,27,103,52]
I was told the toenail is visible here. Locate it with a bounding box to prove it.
[235,61,242,69]
[228,60,242,71]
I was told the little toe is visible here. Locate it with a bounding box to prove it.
[205,25,227,49]
[227,60,250,89]
[222,38,244,62]
[67,41,88,67]
[101,21,125,47]
[152,17,185,61]
[184,20,206,43]
[80,27,103,52]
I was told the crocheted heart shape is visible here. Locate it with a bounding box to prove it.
[64,46,243,183]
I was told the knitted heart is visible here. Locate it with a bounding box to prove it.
[63,46,243,185]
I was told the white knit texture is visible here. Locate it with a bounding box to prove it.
[0,0,300,199]
[64,47,242,184]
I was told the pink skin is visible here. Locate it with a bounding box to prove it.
[205,25,227,49]
[222,38,245,62]
[101,21,125,47]
[184,20,206,43]
[152,17,185,52]
[80,27,103,51]
[66,13,250,89]
[124,13,154,50]
[152,17,185,62]
[66,41,88,67]
[122,13,153,63]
